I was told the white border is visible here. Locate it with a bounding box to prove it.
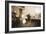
[9,3,43,31]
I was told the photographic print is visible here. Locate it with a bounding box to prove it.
[12,5,41,28]
[5,1,45,33]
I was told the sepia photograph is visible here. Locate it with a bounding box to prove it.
[12,6,41,28]
[9,3,43,31]
[5,1,45,33]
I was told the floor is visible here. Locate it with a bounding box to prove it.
[12,19,41,28]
